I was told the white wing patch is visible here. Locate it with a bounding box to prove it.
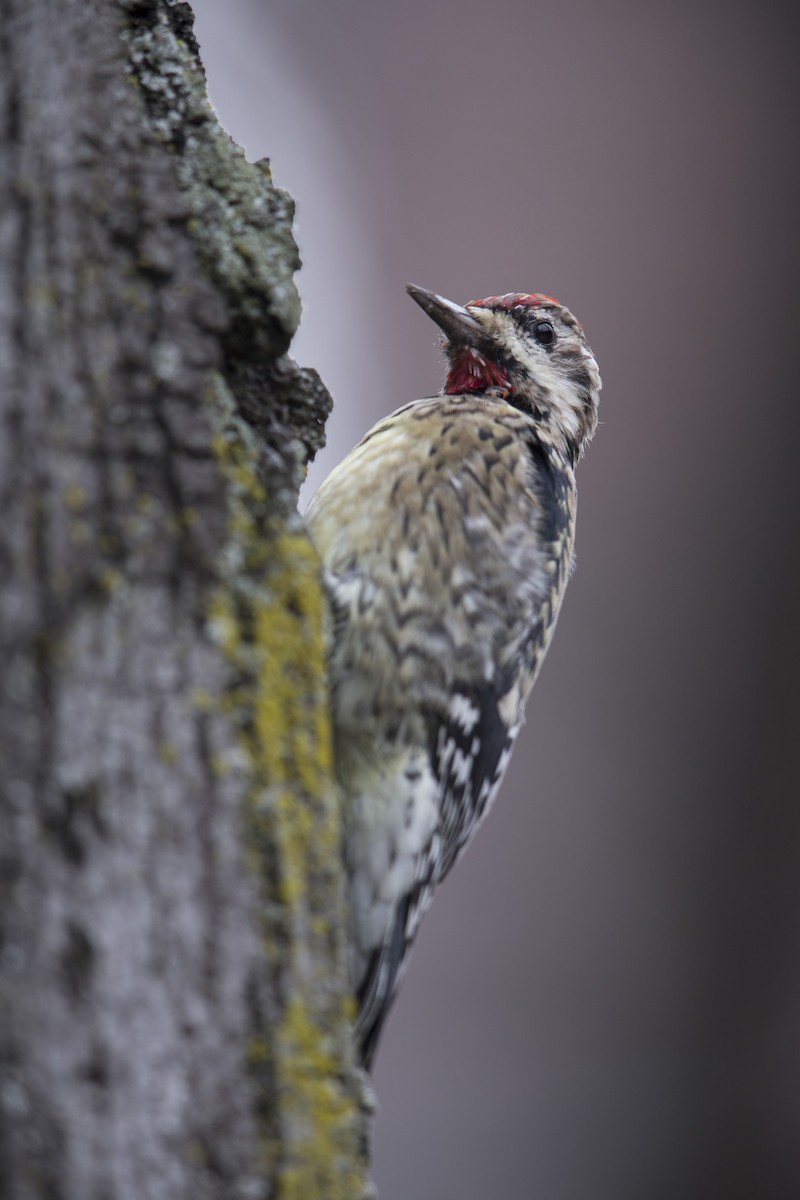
[448,692,481,735]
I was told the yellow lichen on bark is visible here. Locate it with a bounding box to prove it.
[206,376,368,1199]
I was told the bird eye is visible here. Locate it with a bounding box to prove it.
[532,319,556,347]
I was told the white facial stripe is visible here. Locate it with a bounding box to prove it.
[472,309,588,440]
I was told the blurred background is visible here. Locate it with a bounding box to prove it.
[191,3,799,1197]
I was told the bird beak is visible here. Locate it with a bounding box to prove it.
[406,284,485,346]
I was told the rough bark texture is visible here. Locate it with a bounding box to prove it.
[0,2,370,1197]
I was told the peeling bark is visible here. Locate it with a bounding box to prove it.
[0,2,370,1197]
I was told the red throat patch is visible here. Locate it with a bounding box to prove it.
[445,346,509,395]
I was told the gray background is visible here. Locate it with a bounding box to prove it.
[191,3,799,1197]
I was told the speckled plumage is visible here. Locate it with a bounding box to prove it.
[305,286,601,1068]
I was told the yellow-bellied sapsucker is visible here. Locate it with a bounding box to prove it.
[306,284,601,1069]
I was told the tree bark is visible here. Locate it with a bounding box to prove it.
[0,2,370,1197]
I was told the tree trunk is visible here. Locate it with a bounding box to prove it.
[0,2,371,1196]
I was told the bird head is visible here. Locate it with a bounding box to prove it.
[407,284,601,464]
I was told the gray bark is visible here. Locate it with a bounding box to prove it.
[0,2,370,1197]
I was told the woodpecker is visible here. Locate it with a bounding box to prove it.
[305,284,601,1069]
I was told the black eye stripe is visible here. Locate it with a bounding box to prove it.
[531,319,556,347]
[511,307,557,348]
